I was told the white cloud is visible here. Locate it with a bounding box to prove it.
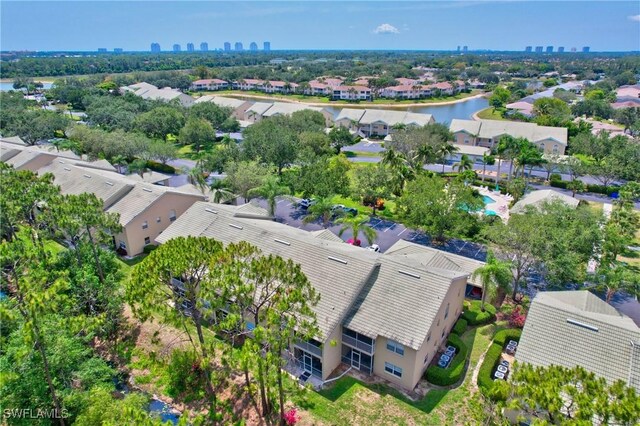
[373,23,400,34]
[629,15,640,22]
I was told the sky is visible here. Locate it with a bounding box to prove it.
[1,1,639,52]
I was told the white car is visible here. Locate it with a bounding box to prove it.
[367,244,380,252]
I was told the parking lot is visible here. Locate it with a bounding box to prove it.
[252,196,488,261]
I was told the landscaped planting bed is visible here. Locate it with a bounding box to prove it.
[461,301,496,325]
[425,334,469,386]
[477,328,522,398]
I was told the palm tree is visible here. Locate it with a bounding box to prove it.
[111,155,128,174]
[209,179,235,204]
[412,144,436,173]
[302,197,334,228]
[453,154,473,172]
[248,175,291,217]
[471,253,512,311]
[436,143,458,173]
[128,159,150,178]
[335,215,377,247]
[480,153,495,182]
[382,149,412,195]
[187,166,209,194]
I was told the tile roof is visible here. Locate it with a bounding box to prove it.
[516,291,640,391]
[335,108,366,122]
[0,136,26,146]
[246,102,273,116]
[449,119,568,145]
[195,96,249,109]
[261,102,324,117]
[510,189,580,213]
[359,109,433,127]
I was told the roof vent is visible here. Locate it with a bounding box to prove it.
[83,174,91,178]
[58,160,65,164]
[398,269,421,279]
[205,208,218,214]
[63,167,71,171]
[567,318,598,332]
[229,223,243,230]
[142,188,153,193]
[274,238,290,246]
[328,256,348,265]
[105,181,114,186]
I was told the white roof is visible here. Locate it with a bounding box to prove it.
[246,102,273,116]
[359,109,433,126]
[261,102,324,117]
[335,108,366,122]
[195,96,249,110]
[450,119,568,145]
[510,189,580,213]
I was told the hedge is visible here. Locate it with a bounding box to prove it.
[146,161,176,174]
[461,301,496,326]
[550,180,620,196]
[143,244,158,254]
[452,318,468,335]
[425,333,468,386]
[477,329,522,398]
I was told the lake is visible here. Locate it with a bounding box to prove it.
[0,81,53,91]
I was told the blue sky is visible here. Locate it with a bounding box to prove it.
[1,1,639,52]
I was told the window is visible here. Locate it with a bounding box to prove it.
[144,237,150,245]
[441,329,445,338]
[142,221,148,230]
[384,362,402,378]
[169,210,177,222]
[445,303,450,319]
[427,332,431,342]
[386,340,404,356]
[156,216,161,223]
[424,353,430,364]
[118,241,126,249]
[437,319,440,327]
[464,139,469,144]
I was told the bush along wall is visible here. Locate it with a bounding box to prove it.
[425,333,469,386]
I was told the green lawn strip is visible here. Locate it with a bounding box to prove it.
[343,150,382,158]
[475,107,506,120]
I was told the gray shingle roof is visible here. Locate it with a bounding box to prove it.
[359,109,433,127]
[261,102,325,117]
[310,229,344,243]
[450,119,568,145]
[516,291,640,391]
[510,189,580,214]
[335,108,366,123]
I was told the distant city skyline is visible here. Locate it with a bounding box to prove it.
[1,1,639,52]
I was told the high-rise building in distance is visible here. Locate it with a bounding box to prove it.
[571,47,577,52]
[557,46,565,53]
[173,44,181,52]
[535,46,543,53]
[525,46,532,52]
[97,48,107,53]
[250,42,258,51]
[224,42,231,51]
[200,42,208,52]
[114,48,123,53]
[187,43,194,52]
[546,46,553,53]
[457,46,461,53]
[582,46,590,53]
[151,43,161,52]
[462,45,468,53]
[235,42,243,51]
[264,41,271,51]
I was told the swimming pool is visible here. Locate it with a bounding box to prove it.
[482,195,496,205]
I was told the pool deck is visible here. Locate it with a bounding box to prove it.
[476,185,512,221]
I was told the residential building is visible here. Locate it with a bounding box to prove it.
[545,46,553,53]
[304,81,331,96]
[516,291,640,392]
[173,44,181,52]
[535,46,543,53]
[194,96,253,121]
[150,43,161,52]
[450,119,567,155]
[224,42,231,52]
[263,41,271,51]
[97,48,107,53]
[263,80,299,94]
[510,189,580,214]
[113,48,123,53]
[235,42,243,51]
[244,102,273,122]
[260,102,333,126]
[331,86,372,101]
[356,110,434,138]
[582,46,590,53]
[121,82,194,107]
[334,108,366,132]
[525,46,532,52]
[156,202,482,391]
[1,142,204,257]
[234,78,264,91]
[381,85,431,100]
[200,42,208,52]
[187,43,194,52]
[557,46,565,53]
[190,79,229,91]
[249,42,258,51]
[462,46,468,53]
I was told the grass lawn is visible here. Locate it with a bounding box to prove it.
[343,150,383,158]
[296,322,507,425]
[475,107,506,120]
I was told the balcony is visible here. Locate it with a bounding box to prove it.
[295,358,323,379]
[294,339,323,358]
[342,332,375,355]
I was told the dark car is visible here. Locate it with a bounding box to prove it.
[298,198,316,209]
[332,204,358,216]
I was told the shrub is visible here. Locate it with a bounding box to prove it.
[166,349,205,400]
[550,180,568,189]
[461,300,496,325]
[508,306,526,328]
[143,244,157,254]
[452,318,468,335]
[585,184,620,196]
[478,328,522,399]
[284,409,299,425]
[425,333,468,386]
[549,173,562,182]
[146,160,176,174]
[493,328,522,347]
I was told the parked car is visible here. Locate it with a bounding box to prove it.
[332,204,358,216]
[367,244,380,252]
[299,198,316,209]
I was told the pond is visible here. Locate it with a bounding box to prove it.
[0,81,53,91]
